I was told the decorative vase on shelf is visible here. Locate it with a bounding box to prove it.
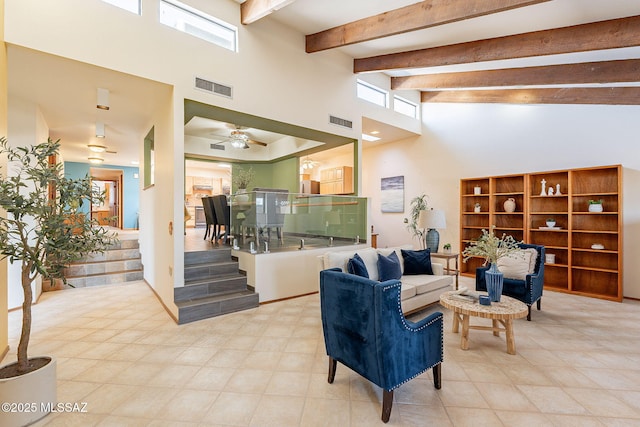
[485,263,504,302]
[235,188,250,203]
[588,202,603,212]
[503,198,516,213]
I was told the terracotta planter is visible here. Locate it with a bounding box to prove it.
[0,357,56,427]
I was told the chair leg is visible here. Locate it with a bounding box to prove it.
[203,224,210,240]
[381,389,393,423]
[327,357,337,384]
[433,363,442,389]
[537,298,541,310]
[527,305,532,321]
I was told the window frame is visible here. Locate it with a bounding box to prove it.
[101,0,141,14]
[159,0,238,52]
[393,95,419,119]
[356,79,389,108]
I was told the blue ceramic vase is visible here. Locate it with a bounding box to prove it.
[485,263,504,302]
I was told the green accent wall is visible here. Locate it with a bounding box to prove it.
[231,158,298,193]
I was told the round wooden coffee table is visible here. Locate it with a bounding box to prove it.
[439,291,528,355]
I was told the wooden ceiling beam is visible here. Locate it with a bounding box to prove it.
[356,15,640,73]
[421,87,640,105]
[241,0,296,25]
[393,59,640,89]
[306,0,550,53]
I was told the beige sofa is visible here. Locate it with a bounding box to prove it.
[320,245,454,314]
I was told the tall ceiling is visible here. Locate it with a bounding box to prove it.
[263,0,640,103]
[8,0,640,167]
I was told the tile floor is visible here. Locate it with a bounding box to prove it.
[5,276,640,426]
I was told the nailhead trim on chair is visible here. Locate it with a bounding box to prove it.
[382,281,445,391]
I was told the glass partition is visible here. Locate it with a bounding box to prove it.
[229,190,367,252]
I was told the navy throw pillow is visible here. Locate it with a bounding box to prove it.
[401,249,434,275]
[377,251,402,281]
[347,253,369,278]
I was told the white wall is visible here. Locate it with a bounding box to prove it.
[363,102,640,299]
[4,0,375,314]
[6,97,49,309]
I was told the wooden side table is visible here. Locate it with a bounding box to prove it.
[431,252,459,290]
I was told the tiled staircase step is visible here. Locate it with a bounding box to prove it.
[107,239,140,250]
[184,249,232,266]
[64,259,143,278]
[184,261,240,281]
[77,248,141,263]
[176,274,248,301]
[176,291,259,324]
[65,270,144,288]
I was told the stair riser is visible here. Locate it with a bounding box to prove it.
[107,240,139,250]
[79,249,141,263]
[64,260,142,278]
[175,277,248,301]
[66,271,144,288]
[185,249,232,266]
[178,293,259,324]
[185,264,238,280]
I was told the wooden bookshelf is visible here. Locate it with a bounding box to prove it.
[460,165,622,302]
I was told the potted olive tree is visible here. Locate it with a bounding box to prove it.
[0,138,117,426]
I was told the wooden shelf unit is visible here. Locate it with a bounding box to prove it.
[460,165,622,301]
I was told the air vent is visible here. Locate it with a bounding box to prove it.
[195,77,233,99]
[210,143,225,151]
[329,115,353,129]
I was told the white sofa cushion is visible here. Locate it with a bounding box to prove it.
[400,283,417,300]
[401,274,452,295]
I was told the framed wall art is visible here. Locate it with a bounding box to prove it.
[381,176,404,213]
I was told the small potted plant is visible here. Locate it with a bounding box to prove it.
[546,218,556,227]
[588,199,603,212]
[232,166,255,192]
[443,243,452,253]
[231,166,255,202]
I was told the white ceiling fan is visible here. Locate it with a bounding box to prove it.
[210,124,268,150]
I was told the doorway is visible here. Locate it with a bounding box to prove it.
[91,168,124,229]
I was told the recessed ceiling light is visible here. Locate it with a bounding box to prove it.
[370,130,380,135]
[88,144,107,153]
[88,156,104,164]
[131,160,140,165]
[362,133,380,142]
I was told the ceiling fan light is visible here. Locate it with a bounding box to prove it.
[88,156,104,164]
[88,144,107,153]
[230,132,250,149]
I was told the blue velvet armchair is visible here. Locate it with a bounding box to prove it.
[476,243,545,321]
[320,268,443,423]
